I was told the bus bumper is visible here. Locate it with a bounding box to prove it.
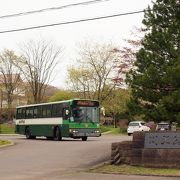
[69,128,101,137]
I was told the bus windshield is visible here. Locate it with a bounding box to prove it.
[72,106,99,123]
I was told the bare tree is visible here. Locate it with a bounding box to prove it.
[67,41,120,102]
[17,39,63,103]
[0,49,23,120]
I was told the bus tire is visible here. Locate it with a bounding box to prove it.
[54,127,62,141]
[25,127,32,139]
[82,136,87,141]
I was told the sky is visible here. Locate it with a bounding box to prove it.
[0,0,153,89]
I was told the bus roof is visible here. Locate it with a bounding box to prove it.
[16,99,99,108]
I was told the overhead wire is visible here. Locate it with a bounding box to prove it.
[0,10,144,34]
[0,0,110,19]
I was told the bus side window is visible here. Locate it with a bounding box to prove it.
[34,106,38,118]
[52,104,62,117]
[26,107,33,119]
[42,105,47,118]
[22,108,26,119]
[52,104,57,117]
[42,105,52,118]
[46,105,52,117]
[17,108,22,119]
[37,106,42,118]
[57,104,63,117]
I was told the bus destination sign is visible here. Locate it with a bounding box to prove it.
[76,100,98,107]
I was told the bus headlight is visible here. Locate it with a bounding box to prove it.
[69,129,78,133]
[94,130,100,133]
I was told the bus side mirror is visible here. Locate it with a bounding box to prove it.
[65,109,69,115]
[63,108,70,120]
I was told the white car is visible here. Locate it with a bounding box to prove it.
[127,121,150,136]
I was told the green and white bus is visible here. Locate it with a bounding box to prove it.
[15,99,101,141]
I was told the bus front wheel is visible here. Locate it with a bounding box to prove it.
[54,127,62,141]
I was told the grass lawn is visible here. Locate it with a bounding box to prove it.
[0,139,12,146]
[0,123,15,134]
[89,164,180,177]
[100,125,127,135]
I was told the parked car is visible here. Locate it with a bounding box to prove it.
[127,121,150,136]
[156,122,170,131]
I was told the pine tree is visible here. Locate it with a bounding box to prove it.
[127,0,180,124]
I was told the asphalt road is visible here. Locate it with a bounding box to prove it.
[0,134,129,179]
[0,135,179,180]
